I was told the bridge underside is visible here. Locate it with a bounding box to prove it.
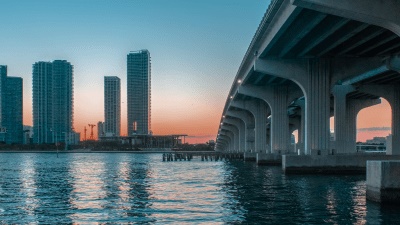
[216,0,400,157]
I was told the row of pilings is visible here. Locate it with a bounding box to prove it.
[162,152,243,162]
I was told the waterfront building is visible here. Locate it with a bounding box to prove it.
[4,77,23,144]
[104,76,120,137]
[97,121,104,139]
[0,66,6,126]
[127,50,151,135]
[32,60,74,144]
[366,136,387,145]
[0,65,23,144]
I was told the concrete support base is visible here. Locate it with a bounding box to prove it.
[367,161,400,204]
[283,154,400,174]
[244,152,257,161]
[256,153,281,165]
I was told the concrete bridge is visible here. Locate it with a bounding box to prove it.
[215,0,400,169]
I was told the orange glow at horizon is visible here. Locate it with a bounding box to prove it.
[23,92,392,144]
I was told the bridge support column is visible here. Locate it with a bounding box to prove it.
[219,136,231,152]
[226,110,255,152]
[253,58,331,155]
[223,118,245,152]
[237,85,299,154]
[230,100,268,153]
[271,86,290,154]
[333,85,355,154]
[222,129,237,153]
[390,89,400,155]
[253,101,268,153]
[294,98,305,154]
[305,59,331,155]
[222,125,239,153]
[220,132,233,152]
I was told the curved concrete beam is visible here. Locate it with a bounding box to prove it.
[293,0,400,36]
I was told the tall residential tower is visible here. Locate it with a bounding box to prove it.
[127,50,151,135]
[104,76,120,137]
[32,60,74,144]
[0,65,23,144]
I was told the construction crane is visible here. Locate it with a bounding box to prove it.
[88,124,96,140]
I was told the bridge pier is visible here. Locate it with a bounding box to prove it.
[221,125,239,153]
[333,85,355,154]
[223,118,246,152]
[367,160,400,203]
[231,99,268,153]
[244,152,257,161]
[226,110,255,152]
[256,153,281,165]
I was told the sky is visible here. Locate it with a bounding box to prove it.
[0,0,392,144]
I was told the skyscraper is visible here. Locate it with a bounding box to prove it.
[127,50,151,135]
[104,76,120,137]
[97,121,104,139]
[0,65,23,144]
[4,77,23,144]
[0,66,6,127]
[32,60,74,144]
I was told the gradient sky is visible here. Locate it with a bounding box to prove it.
[0,0,392,143]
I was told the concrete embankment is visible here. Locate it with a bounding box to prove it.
[283,154,400,174]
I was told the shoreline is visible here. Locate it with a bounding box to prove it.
[0,149,219,154]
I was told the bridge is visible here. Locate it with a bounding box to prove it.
[215,0,400,157]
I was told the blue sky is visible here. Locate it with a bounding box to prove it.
[0,0,270,142]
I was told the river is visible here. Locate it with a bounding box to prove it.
[0,153,399,224]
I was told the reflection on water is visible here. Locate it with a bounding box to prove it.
[0,153,400,224]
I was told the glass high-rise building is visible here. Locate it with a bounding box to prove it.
[0,66,6,128]
[0,65,23,144]
[104,76,120,137]
[127,50,151,135]
[32,60,73,144]
[4,77,23,144]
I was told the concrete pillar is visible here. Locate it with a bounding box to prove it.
[253,101,268,153]
[367,160,400,203]
[294,98,305,154]
[222,125,239,153]
[218,139,229,152]
[230,99,268,153]
[392,89,400,155]
[332,85,355,154]
[305,59,331,155]
[224,118,245,152]
[271,85,290,154]
[226,110,255,152]
[219,134,232,152]
[253,58,332,155]
[221,130,235,153]
[237,85,297,154]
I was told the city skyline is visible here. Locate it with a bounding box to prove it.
[0,0,393,143]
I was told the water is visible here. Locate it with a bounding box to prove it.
[0,153,399,224]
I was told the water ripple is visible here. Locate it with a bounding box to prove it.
[0,153,400,224]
